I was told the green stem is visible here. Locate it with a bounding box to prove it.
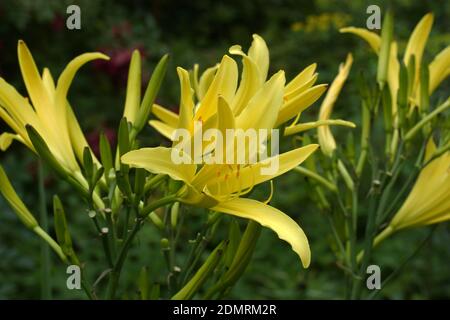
[294,166,337,192]
[140,194,178,218]
[38,162,51,300]
[368,227,434,300]
[404,98,450,141]
[106,220,142,299]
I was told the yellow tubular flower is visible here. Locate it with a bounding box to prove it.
[317,54,354,157]
[122,144,318,268]
[148,34,328,140]
[0,41,109,177]
[341,13,449,114]
[373,139,450,245]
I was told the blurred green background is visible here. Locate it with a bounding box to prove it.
[0,0,449,299]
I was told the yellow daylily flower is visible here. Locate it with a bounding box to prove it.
[341,13,449,115]
[122,144,319,268]
[0,41,109,182]
[317,54,355,157]
[149,34,328,140]
[373,139,450,246]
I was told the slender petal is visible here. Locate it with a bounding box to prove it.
[123,50,141,124]
[212,198,311,267]
[152,103,179,128]
[429,46,450,94]
[121,147,197,183]
[403,13,434,90]
[236,71,285,131]
[194,55,238,123]
[318,54,353,157]
[340,27,380,53]
[177,67,195,130]
[276,84,328,126]
[248,34,270,81]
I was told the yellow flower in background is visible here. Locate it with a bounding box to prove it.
[373,139,450,246]
[316,54,355,157]
[341,13,450,116]
[122,144,318,268]
[0,41,109,182]
[149,34,328,141]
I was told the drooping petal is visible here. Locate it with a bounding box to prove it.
[212,198,311,267]
[340,27,381,53]
[121,147,197,183]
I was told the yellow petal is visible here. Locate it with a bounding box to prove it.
[152,103,179,128]
[41,68,56,100]
[149,120,176,140]
[176,67,195,130]
[429,46,450,94]
[236,71,285,131]
[66,102,99,165]
[285,119,356,136]
[284,73,318,101]
[212,198,311,267]
[17,41,53,121]
[248,34,269,81]
[0,132,23,151]
[229,45,262,115]
[55,52,109,171]
[403,13,434,90]
[0,78,40,138]
[205,144,319,196]
[276,84,327,126]
[123,50,141,124]
[195,55,238,123]
[197,64,219,101]
[340,27,381,53]
[318,54,353,157]
[121,147,197,183]
[217,96,236,134]
[285,63,317,95]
